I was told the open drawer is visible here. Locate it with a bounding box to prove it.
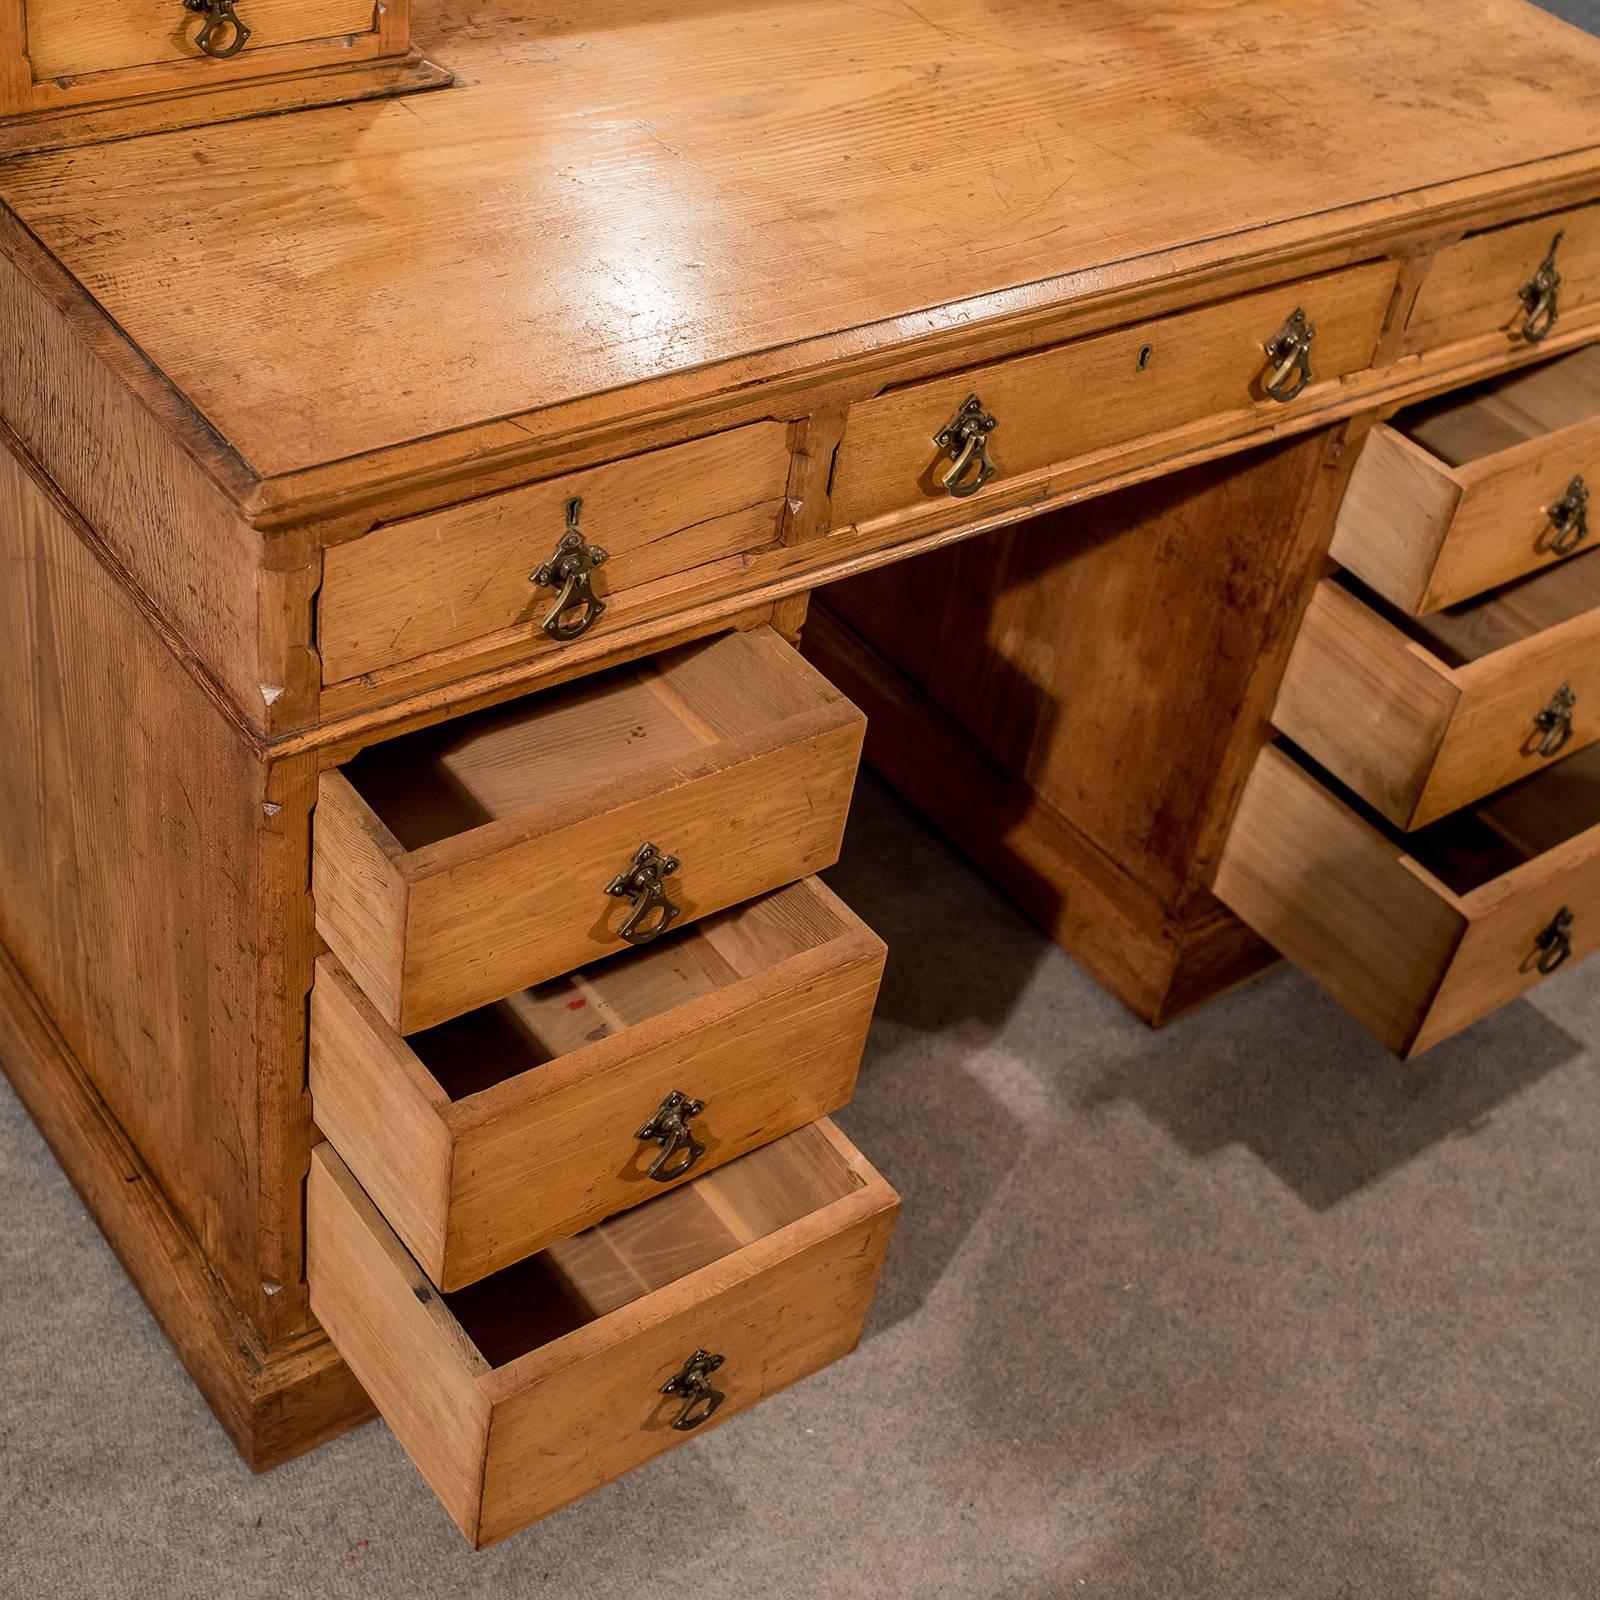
[308,1122,899,1548]
[1214,742,1600,1058]
[313,626,865,1032]
[1274,558,1600,829]
[311,877,886,1289]
[1332,344,1600,614]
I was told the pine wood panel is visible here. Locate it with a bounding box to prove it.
[3,0,1599,482]
[308,1123,898,1547]
[830,263,1394,528]
[319,423,791,683]
[1274,569,1600,828]
[1334,346,1600,613]
[23,0,378,80]
[1404,203,1600,356]
[313,627,865,1030]
[1214,744,1600,1057]
[310,876,884,1287]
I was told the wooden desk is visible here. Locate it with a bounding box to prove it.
[3,0,1600,1547]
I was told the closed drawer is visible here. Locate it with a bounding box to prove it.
[1332,344,1600,614]
[829,262,1396,529]
[314,626,864,1032]
[1276,560,1600,830]
[1403,205,1600,357]
[318,424,792,685]
[308,1122,899,1548]
[310,877,886,1289]
[1214,743,1600,1058]
[26,0,382,80]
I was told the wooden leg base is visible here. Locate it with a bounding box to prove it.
[0,938,373,1472]
[803,605,1277,1026]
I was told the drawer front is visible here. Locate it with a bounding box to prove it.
[830,261,1396,529]
[308,1125,899,1548]
[313,627,866,1032]
[1214,745,1600,1058]
[1403,204,1600,357]
[1275,577,1600,829]
[310,877,887,1289]
[1333,417,1600,616]
[26,0,379,79]
[319,424,793,684]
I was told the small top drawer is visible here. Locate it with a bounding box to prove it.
[318,424,792,686]
[1403,205,1600,357]
[1332,344,1600,614]
[828,262,1396,530]
[313,626,865,1033]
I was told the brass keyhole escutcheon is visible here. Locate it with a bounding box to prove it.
[635,1090,706,1183]
[1262,308,1316,403]
[183,0,251,57]
[1546,475,1590,556]
[1534,906,1575,975]
[661,1349,726,1431]
[531,498,609,642]
[933,394,999,499]
[605,843,681,946]
[1519,232,1564,345]
[1534,684,1577,759]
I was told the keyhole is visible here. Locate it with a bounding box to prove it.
[1136,344,1153,372]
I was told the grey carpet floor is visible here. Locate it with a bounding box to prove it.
[8,4,1600,1588]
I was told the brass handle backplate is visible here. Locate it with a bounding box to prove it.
[1519,233,1564,345]
[636,1090,706,1182]
[1546,475,1590,556]
[1534,907,1575,975]
[605,843,681,945]
[661,1349,726,1431]
[1533,683,1577,758]
[933,394,999,498]
[183,0,251,57]
[531,497,609,641]
[1262,308,1316,403]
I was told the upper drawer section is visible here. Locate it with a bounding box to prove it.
[319,424,792,686]
[829,262,1396,530]
[1403,205,1600,357]
[313,626,864,1033]
[1332,344,1600,614]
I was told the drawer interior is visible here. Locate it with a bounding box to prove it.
[434,1122,864,1368]
[407,880,866,1101]
[342,629,837,850]
[1294,739,1600,897]
[1398,344,1600,467]
[1337,548,1600,669]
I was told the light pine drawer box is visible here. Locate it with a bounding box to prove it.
[313,626,865,1033]
[829,262,1396,529]
[1275,561,1600,830]
[1332,345,1600,614]
[308,1122,899,1548]
[1215,742,1600,1058]
[310,877,886,1289]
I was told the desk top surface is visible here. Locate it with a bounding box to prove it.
[3,0,1600,491]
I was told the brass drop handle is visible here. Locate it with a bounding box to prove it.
[1535,907,1575,975]
[933,395,999,498]
[1534,684,1577,758]
[1262,308,1316,403]
[605,843,681,945]
[531,498,609,642]
[661,1349,726,1431]
[1519,233,1564,345]
[635,1090,706,1182]
[1546,475,1590,556]
[183,0,251,57]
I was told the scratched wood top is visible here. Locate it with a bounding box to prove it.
[3,0,1600,489]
